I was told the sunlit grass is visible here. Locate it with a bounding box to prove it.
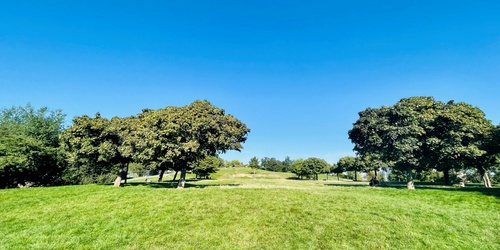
[1,167,499,249]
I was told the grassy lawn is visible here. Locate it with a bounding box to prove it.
[1,168,499,249]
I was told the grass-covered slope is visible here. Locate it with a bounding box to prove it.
[1,168,499,249]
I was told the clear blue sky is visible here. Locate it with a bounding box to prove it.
[1,1,499,164]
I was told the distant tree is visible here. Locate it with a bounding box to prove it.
[261,157,284,172]
[336,156,357,181]
[282,156,293,172]
[248,157,260,169]
[303,157,330,180]
[289,159,306,179]
[289,158,329,180]
[226,160,243,168]
[0,104,66,188]
[331,163,344,181]
[193,155,224,179]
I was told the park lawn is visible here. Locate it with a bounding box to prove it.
[1,168,499,250]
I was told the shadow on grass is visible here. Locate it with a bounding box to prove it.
[124,180,240,189]
[416,186,500,198]
[286,177,311,181]
[325,183,370,188]
[325,181,499,198]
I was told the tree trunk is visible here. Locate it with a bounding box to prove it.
[336,173,340,181]
[113,164,127,187]
[124,163,129,184]
[177,168,187,188]
[158,168,166,182]
[173,170,179,181]
[406,166,415,190]
[354,170,357,181]
[479,167,492,188]
[443,168,450,185]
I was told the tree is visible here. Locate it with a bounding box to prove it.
[282,156,293,172]
[430,102,494,187]
[132,107,181,183]
[289,159,307,179]
[349,97,496,189]
[248,157,260,169]
[59,113,123,185]
[134,101,250,188]
[226,160,243,168]
[193,155,224,179]
[474,124,500,187]
[331,163,344,181]
[289,158,329,180]
[109,116,138,186]
[0,104,66,188]
[260,157,284,172]
[349,97,442,189]
[336,156,357,181]
[303,157,330,180]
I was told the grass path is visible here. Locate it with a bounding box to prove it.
[1,168,499,249]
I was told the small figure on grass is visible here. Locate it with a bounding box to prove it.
[369,177,379,187]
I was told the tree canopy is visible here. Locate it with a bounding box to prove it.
[0,104,66,188]
[60,100,250,188]
[349,97,495,188]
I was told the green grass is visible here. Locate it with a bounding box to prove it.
[1,168,499,249]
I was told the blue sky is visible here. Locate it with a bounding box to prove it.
[1,1,499,164]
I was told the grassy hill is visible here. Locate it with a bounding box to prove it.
[1,167,499,249]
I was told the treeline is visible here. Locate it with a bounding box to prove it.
[1,96,499,189]
[248,156,331,180]
[0,101,249,188]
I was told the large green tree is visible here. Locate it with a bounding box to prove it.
[0,104,66,188]
[349,97,442,189]
[59,113,123,185]
[133,101,250,188]
[430,101,493,185]
[349,97,495,189]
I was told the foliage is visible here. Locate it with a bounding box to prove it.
[59,113,124,184]
[59,100,250,187]
[225,159,243,168]
[336,156,368,181]
[349,97,494,188]
[288,158,306,178]
[0,104,66,188]
[260,157,285,172]
[133,100,250,187]
[193,155,224,178]
[303,157,330,180]
[248,156,260,169]
[282,156,292,172]
[289,157,329,180]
